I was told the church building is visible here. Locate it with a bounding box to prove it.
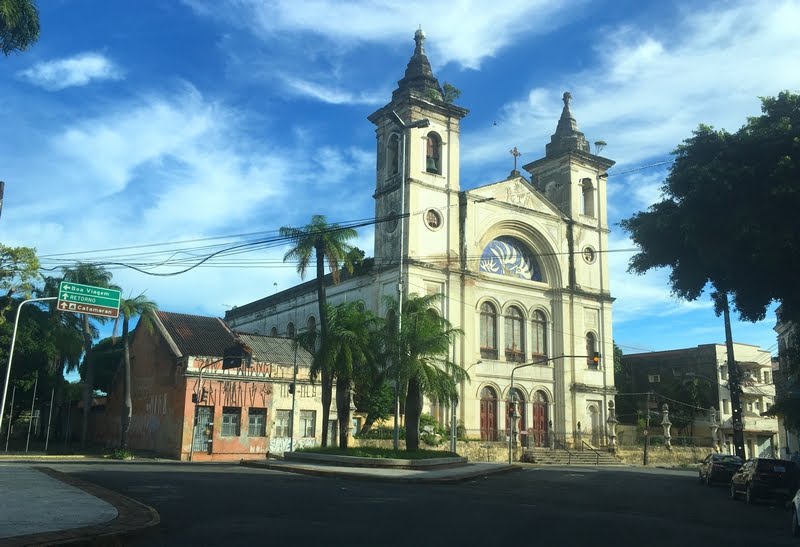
[226,29,616,448]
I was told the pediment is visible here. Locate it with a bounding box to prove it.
[469,176,560,216]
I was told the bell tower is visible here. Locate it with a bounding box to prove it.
[368,29,469,277]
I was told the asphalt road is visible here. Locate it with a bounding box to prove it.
[53,462,796,547]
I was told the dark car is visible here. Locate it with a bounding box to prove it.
[730,458,798,504]
[698,453,743,486]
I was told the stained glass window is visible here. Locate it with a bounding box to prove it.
[479,237,543,281]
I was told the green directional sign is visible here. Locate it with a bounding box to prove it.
[58,281,121,319]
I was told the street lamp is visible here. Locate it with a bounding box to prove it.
[388,110,430,451]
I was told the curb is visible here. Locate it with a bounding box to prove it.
[240,460,521,484]
[0,467,160,546]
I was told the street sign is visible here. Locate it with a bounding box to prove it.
[57,281,120,319]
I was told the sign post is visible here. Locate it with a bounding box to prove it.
[57,281,120,319]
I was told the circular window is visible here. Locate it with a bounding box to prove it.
[425,209,443,230]
[582,246,597,264]
[385,210,398,233]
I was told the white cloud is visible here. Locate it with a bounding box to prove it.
[462,0,800,171]
[280,75,386,105]
[184,0,580,70]
[17,52,123,90]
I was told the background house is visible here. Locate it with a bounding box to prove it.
[623,343,778,458]
[98,311,319,461]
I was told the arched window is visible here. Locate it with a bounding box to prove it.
[586,332,598,369]
[505,306,525,362]
[270,326,278,337]
[581,178,595,217]
[426,132,441,174]
[387,133,400,177]
[531,310,547,359]
[480,386,498,441]
[307,316,316,332]
[479,302,497,359]
[287,322,295,338]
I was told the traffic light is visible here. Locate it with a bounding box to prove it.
[288,382,295,395]
[592,352,601,366]
[191,393,198,403]
[201,388,208,402]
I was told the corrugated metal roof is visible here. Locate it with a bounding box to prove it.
[237,333,314,367]
[156,311,235,357]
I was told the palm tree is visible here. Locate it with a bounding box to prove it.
[326,301,381,449]
[40,276,86,441]
[114,293,158,449]
[280,215,356,446]
[62,263,118,449]
[387,293,466,452]
[0,0,40,55]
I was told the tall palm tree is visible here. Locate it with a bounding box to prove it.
[280,215,356,446]
[0,0,40,55]
[387,293,466,451]
[326,301,381,449]
[115,293,158,449]
[62,264,118,449]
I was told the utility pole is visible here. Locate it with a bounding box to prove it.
[721,293,746,459]
[643,391,651,466]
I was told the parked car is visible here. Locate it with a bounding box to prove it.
[730,458,798,504]
[791,488,800,537]
[698,453,743,486]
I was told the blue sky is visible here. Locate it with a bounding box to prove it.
[1,0,799,361]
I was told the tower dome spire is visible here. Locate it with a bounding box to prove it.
[394,28,442,100]
[545,91,590,157]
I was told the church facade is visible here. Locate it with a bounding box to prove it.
[226,30,616,448]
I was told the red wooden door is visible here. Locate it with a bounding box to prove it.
[532,402,547,447]
[480,388,498,441]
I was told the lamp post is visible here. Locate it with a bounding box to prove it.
[388,110,430,451]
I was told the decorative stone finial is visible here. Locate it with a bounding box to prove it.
[562,91,572,108]
[414,27,426,55]
[545,91,589,158]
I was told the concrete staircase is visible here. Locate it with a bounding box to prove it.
[522,447,622,466]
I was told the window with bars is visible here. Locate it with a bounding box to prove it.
[300,410,316,438]
[275,410,291,437]
[221,407,241,436]
[248,408,267,437]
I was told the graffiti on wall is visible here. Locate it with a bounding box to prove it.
[269,436,316,454]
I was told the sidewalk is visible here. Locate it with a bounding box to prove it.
[0,464,159,546]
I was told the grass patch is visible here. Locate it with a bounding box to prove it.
[296,446,458,460]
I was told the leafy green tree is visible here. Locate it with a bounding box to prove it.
[114,294,158,449]
[386,293,466,451]
[621,91,800,324]
[0,244,39,326]
[280,215,357,446]
[62,263,119,448]
[0,0,39,55]
[82,336,122,394]
[442,82,461,103]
